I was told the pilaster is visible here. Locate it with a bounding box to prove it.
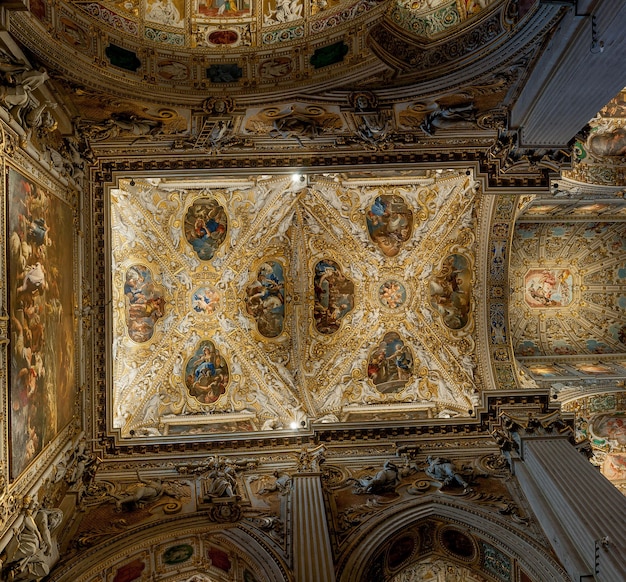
[291,446,335,582]
[495,411,626,582]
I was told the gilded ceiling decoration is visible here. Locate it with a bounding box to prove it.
[110,172,483,438]
[509,203,626,360]
[7,0,541,105]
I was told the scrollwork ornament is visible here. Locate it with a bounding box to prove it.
[477,453,510,477]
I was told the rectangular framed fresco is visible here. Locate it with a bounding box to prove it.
[7,166,76,479]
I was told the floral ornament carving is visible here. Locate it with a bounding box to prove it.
[297,444,326,473]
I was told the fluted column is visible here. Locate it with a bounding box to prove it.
[292,446,335,582]
[496,412,626,582]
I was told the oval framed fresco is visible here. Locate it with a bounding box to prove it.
[245,260,285,338]
[163,543,194,565]
[183,197,228,260]
[185,340,229,404]
[313,259,354,334]
[124,264,165,343]
[208,29,239,45]
[366,194,413,257]
[367,332,413,394]
[428,253,472,330]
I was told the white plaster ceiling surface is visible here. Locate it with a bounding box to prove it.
[110,172,484,439]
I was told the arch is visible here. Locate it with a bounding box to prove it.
[337,496,569,582]
[49,515,290,582]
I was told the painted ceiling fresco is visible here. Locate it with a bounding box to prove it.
[562,392,626,495]
[38,0,499,52]
[111,172,483,438]
[509,204,626,360]
[11,0,528,104]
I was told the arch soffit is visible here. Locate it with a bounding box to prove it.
[50,515,290,582]
[337,496,570,582]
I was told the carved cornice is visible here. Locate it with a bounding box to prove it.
[93,151,554,191]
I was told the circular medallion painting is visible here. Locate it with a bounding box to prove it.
[379,280,406,309]
[192,285,221,315]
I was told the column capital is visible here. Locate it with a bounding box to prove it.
[296,444,326,473]
[492,410,592,461]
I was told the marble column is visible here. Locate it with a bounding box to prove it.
[292,446,335,582]
[497,412,626,582]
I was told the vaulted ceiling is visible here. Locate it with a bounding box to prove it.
[2,1,626,581]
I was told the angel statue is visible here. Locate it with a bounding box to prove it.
[0,499,63,581]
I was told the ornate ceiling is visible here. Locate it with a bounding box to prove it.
[111,172,485,438]
[1,1,626,580]
[12,0,512,101]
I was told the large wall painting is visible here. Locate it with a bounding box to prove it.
[366,194,413,257]
[524,268,573,308]
[124,265,165,342]
[367,332,413,394]
[589,412,626,447]
[7,167,75,478]
[428,253,471,329]
[245,261,285,338]
[185,340,229,403]
[313,260,354,334]
[184,197,228,260]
